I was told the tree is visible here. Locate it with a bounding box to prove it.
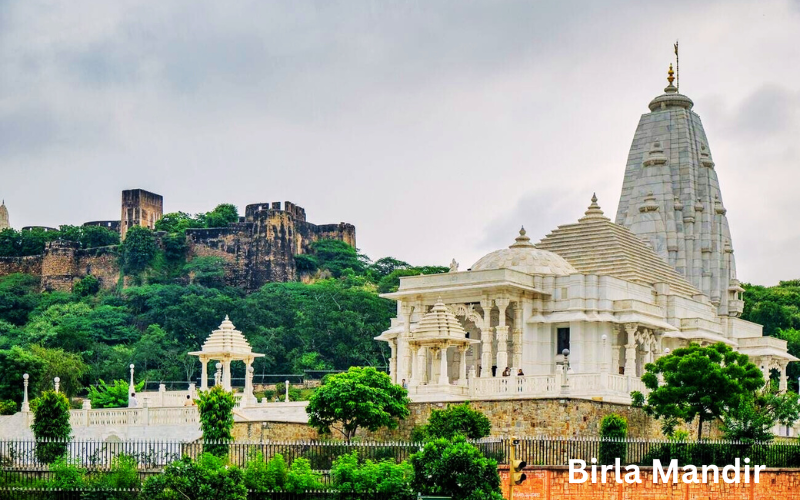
[87,379,145,408]
[0,273,42,325]
[184,257,226,288]
[423,403,491,440]
[409,435,503,500]
[632,342,764,440]
[197,385,236,457]
[72,275,100,297]
[306,366,409,442]
[121,226,157,274]
[29,345,89,399]
[377,266,449,293]
[0,346,46,405]
[598,414,628,464]
[154,212,203,234]
[307,240,368,277]
[200,204,239,228]
[368,257,410,280]
[721,387,800,443]
[32,390,71,464]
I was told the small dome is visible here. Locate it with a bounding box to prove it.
[414,299,468,340]
[471,227,577,276]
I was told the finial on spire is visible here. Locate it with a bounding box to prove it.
[667,64,675,86]
[510,226,533,248]
[580,193,607,221]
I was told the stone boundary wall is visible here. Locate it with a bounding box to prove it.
[233,398,720,442]
[365,398,718,441]
[499,465,800,499]
[0,255,43,277]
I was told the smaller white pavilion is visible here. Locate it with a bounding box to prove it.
[189,316,264,394]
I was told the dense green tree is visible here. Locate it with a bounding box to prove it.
[87,379,144,408]
[423,403,491,440]
[410,435,503,500]
[0,273,41,325]
[200,204,239,228]
[121,226,157,274]
[368,257,410,280]
[184,256,226,288]
[306,366,409,441]
[32,390,71,464]
[307,239,368,277]
[197,386,236,456]
[598,414,628,464]
[154,212,203,233]
[721,387,800,442]
[0,345,47,405]
[29,345,89,398]
[72,275,100,297]
[632,342,764,440]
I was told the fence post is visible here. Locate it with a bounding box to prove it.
[82,399,91,426]
[143,400,149,426]
[159,384,166,407]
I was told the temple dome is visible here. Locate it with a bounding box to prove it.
[0,200,9,231]
[471,227,577,276]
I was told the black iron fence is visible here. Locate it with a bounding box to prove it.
[0,489,398,500]
[2,437,800,471]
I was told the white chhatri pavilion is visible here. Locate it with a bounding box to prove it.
[189,316,264,393]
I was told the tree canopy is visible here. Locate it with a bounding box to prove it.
[306,366,410,441]
[632,342,765,440]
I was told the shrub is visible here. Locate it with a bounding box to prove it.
[425,403,491,440]
[284,457,323,492]
[410,436,503,500]
[331,451,413,500]
[0,400,16,415]
[243,452,289,492]
[88,379,145,409]
[140,453,246,500]
[599,414,628,464]
[196,386,236,457]
[73,275,100,297]
[32,390,71,464]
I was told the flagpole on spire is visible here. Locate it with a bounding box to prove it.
[674,40,679,93]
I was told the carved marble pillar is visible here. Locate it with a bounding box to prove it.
[416,346,428,384]
[401,303,414,383]
[409,345,420,386]
[222,357,232,391]
[480,298,494,378]
[512,301,523,369]
[200,357,209,391]
[780,361,789,392]
[388,339,398,385]
[438,346,450,385]
[495,298,510,372]
[458,346,469,386]
[430,347,441,384]
[624,323,638,377]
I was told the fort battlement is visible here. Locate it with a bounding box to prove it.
[0,193,355,293]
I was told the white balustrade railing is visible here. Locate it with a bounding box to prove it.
[466,372,648,401]
[70,407,199,427]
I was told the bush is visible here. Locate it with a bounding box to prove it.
[140,453,246,500]
[599,414,628,465]
[410,436,503,500]
[0,400,17,415]
[73,275,101,297]
[331,451,413,500]
[243,452,288,492]
[88,379,145,409]
[196,386,236,457]
[285,457,323,492]
[425,403,491,440]
[32,390,71,464]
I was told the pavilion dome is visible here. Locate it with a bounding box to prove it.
[413,299,468,340]
[471,227,577,276]
[190,315,261,358]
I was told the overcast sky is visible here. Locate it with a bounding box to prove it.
[2,0,799,285]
